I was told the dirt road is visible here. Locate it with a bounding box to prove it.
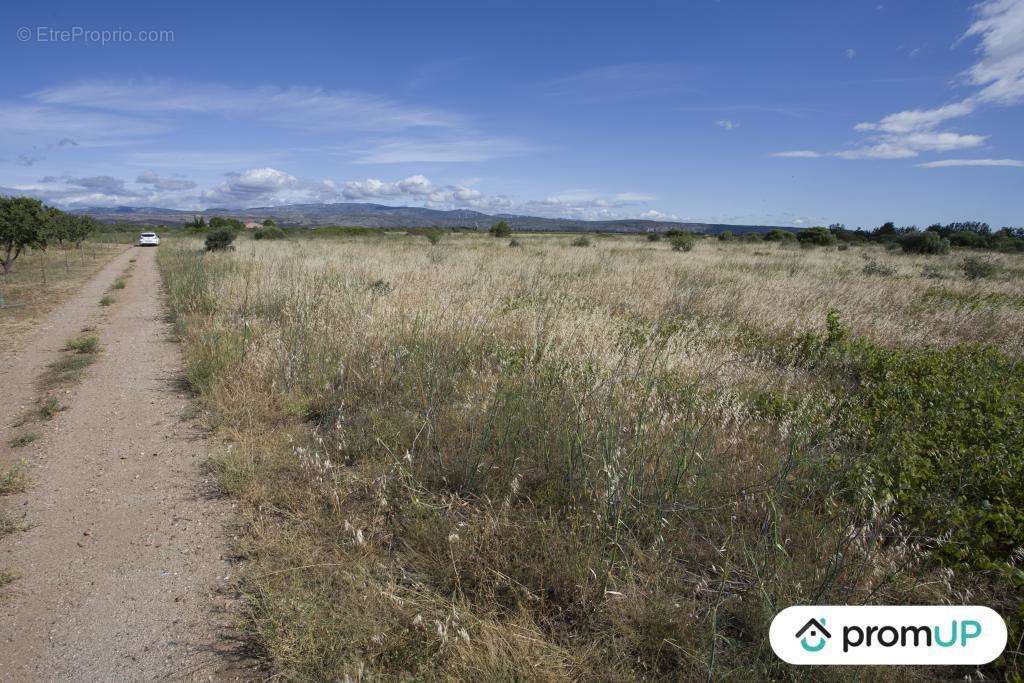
[0,246,243,680]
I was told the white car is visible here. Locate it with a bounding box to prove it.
[138,232,161,247]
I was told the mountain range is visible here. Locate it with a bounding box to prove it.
[76,202,792,235]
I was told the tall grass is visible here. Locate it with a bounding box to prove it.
[159,235,1024,680]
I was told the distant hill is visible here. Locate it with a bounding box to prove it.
[75,202,793,235]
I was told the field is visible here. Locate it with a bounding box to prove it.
[158,232,1024,680]
[0,243,126,346]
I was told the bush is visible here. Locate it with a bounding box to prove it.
[796,227,836,247]
[900,231,951,255]
[862,260,897,277]
[962,256,997,280]
[669,233,696,252]
[253,226,286,240]
[66,334,99,353]
[763,229,797,242]
[508,239,521,248]
[205,228,236,252]
[571,236,591,247]
[717,231,734,241]
[424,229,443,245]
[645,232,661,242]
[489,221,512,238]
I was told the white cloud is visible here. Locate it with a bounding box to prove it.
[961,0,1024,105]
[0,103,165,142]
[917,158,1024,167]
[846,48,856,59]
[715,119,738,130]
[820,0,1024,161]
[771,150,822,158]
[639,209,680,221]
[351,137,535,164]
[853,101,976,134]
[32,80,460,133]
[202,167,298,205]
[136,171,197,191]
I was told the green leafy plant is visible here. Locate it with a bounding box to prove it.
[66,334,99,353]
[669,233,696,252]
[962,256,997,280]
[205,227,236,252]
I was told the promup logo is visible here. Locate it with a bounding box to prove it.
[795,618,831,652]
[770,606,1006,665]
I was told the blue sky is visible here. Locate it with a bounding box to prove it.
[1,0,1022,228]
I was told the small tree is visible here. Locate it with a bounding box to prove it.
[717,231,735,241]
[205,227,236,252]
[670,233,697,252]
[489,221,512,238]
[262,219,276,227]
[900,230,950,255]
[425,229,442,245]
[796,227,837,247]
[763,229,797,242]
[1,196,49,274]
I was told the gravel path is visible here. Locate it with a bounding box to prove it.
[0,246,246,681]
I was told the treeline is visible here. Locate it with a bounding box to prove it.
[1,196,102,274]
[825,221,1023,254]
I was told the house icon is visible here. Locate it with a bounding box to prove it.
[795,618,831,652]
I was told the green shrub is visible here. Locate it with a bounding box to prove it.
[962,256,997,280]
[508,239,521,248]
[571,236,591,247]
[717,231,734,241]
[763,229,797,242]
[489,221,512,238]
[794,313,1024,595]
[900,231,951,255]
[66,334,99,353]
[424,229,442,245]
[205,227,236,252]
[669,233,696,252]
[796,227,836,246]
[862,260,897,277]
[253,226,286,240]
[645,232,661,242]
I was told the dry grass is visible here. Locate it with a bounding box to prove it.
[159,233,1024,680]
[0,461,28,494]
[0,243,125,348]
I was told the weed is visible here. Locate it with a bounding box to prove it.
[111,278,126,290]
[39,397,63,419]
[8,432,39,449]
[0,462,28,493]
[38,352,97,389]
[0,568,19,588]
[862,260,897,276]
[99,294,115,306]
[66,334,99,354]
[962,256,998,280]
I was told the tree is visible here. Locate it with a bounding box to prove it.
[669,233,697,251]
[205,227,236,252]
[763,229,797,242]
[873,222,897,237]
[262,219,276,227]
[489,220,511,238]
[796,226,837,246]
[1,196,49,274]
